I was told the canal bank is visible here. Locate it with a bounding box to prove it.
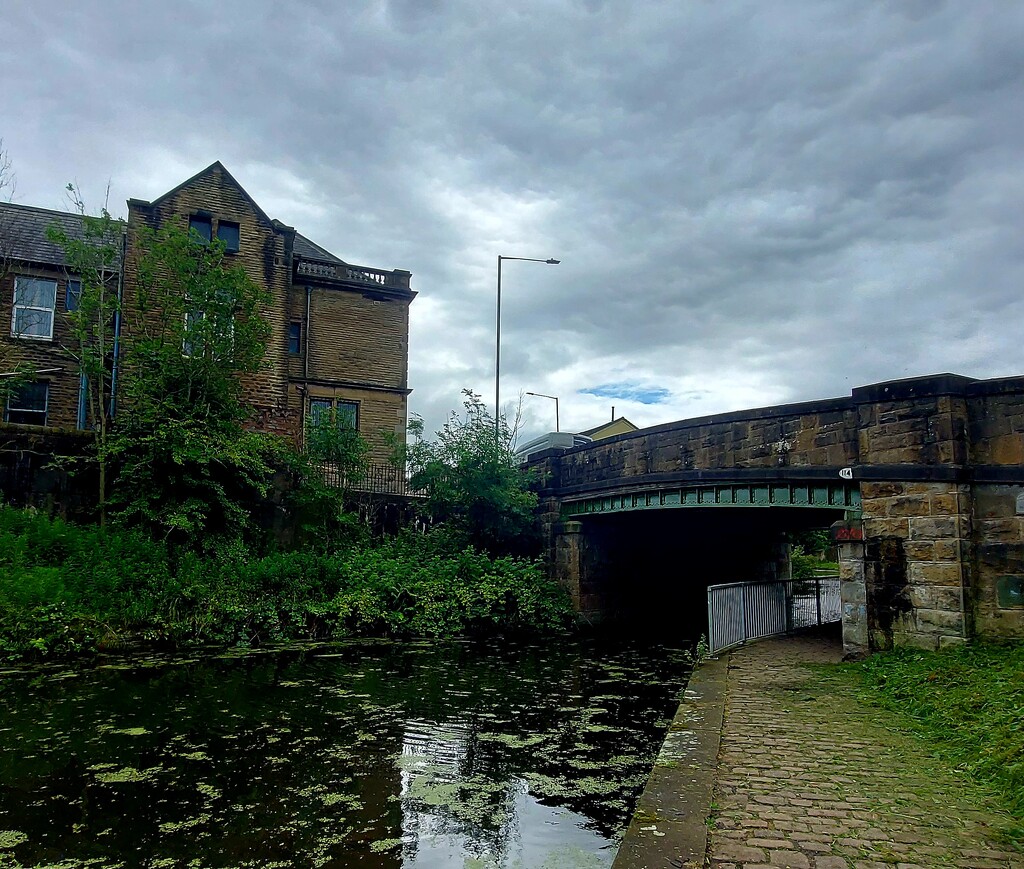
[614,630,1023,869]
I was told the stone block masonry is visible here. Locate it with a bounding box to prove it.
[124,161,415,464]
[858,481,971,650]
[535,372,1024,650]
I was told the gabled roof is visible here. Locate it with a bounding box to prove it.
[134,160,276,228]
[137,162,353,266]
[0,201,96,268]
[128,161,410,286]
[579,417,639,438]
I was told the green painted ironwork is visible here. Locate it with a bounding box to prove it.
[562,481,861,517]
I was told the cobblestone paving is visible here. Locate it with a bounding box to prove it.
[707,632,1023,869]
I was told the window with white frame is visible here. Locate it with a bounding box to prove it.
[5,381,49,426]
[182,308,203,357]
[11,277,57,340]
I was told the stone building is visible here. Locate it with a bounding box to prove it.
[0,201,95,430]
[0,162,415,462]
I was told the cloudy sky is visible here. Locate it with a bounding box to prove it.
[2,1,1022,443]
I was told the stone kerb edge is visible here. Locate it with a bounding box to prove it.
[611,654,728,869]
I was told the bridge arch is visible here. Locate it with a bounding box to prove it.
[530,373,1024,654]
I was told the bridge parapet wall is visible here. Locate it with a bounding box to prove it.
[543,397,858,491]
[536,373,1024,647]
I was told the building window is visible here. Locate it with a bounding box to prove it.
[182,309,202,357]
[188,214,212,243]
[5,381,49,426]
[309,398,358,431]
[335,400,358,430]
[66,279,82,313]
[77,372,89,430]
[288,322,301,354]
[182,291,236,358]
[11,276,57,340]
[217,221,240,253]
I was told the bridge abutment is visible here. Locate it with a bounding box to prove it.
[838,541,868,656]
[534,372,1024,648]
[856,481,972,651]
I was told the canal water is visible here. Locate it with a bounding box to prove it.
[0,636,692,868]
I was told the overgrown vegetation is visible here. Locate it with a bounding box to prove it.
[2,204,569,659]
[0,505,571,659]
[790,529,839,578]
[406,390,540,557]
[851,642,1024,840]
[107,222,277,548]
[46,186,122,526]
[286,406,373,551]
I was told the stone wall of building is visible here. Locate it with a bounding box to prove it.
[292,282,411,461]
[302,286,409,390]
[125,162,294,426]
[1,268,85,430]
[288,381,406,464]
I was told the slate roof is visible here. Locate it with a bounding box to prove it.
[292,232,345,265]
[0,201,95,267]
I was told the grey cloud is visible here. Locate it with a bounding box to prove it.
[2,0,1023,441]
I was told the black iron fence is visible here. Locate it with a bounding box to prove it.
[315,462,419,497]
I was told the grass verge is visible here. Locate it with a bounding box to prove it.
[848,641,1024,842]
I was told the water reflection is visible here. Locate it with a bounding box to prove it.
[0,636,691,867]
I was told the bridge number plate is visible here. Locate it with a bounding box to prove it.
[839,467,854,479]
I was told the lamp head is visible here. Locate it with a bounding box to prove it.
[546,259,560,264]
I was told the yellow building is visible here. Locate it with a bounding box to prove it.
[579,416,639,441]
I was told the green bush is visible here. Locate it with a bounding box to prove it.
[0,506,572,660]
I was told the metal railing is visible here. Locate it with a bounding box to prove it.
[706,575,840,654]
[315,462,419,497]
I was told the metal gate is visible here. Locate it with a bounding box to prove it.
[707,575,841,654]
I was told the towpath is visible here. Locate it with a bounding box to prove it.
[614,629,1022,869]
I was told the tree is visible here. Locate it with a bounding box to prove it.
[0,140,15,275]
[286,407,372,550]
[407,390,540,556]
[108,221,276,548]
[46,185,123,525]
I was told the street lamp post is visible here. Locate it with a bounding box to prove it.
[525,391,559,432]
[495,255,560,443]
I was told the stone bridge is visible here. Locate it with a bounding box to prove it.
[528,373,1024,654]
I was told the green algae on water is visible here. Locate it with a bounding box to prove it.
[0,830,28,849]
[94,765,162,783]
